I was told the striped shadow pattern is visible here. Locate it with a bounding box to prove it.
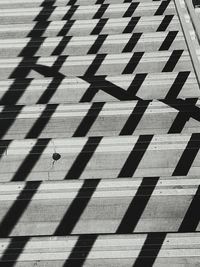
[0,0,200,266]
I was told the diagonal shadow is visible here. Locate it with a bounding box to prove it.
[0,140,12,161]
[168,98,198,133]
[55,179,100,235]
[0,181,41,266]
[0,0,56,139]
[0,181,41,237]
[0,237,30,267]
[179,185,200,232]
[118,135,153,178]
[172,133,200,176]
[55,180,100,266]
[133,233,167,267]
[25,104,58,138]
[65,136,102,179]
[80,73,147,102]
[63,234,98,267]
[11,139,50,182]
[73,102,104,137]
[163,98,200,126]
[116,177,159,234]
[120,99,150,135]
[0,2,62,266]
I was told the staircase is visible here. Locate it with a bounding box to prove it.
[0,0,200,266]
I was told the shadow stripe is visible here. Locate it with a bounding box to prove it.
[122,32,142,53]
[165,71,190,99]
[123,17,140,33]
[179,186,200,232]
[0,237,30,267]
[120,100,150,135]
[35,56,66,103]
[96,0,106,4]
[62,5,78,20]
[116,177,159,233]
[162,98,200,123]
[133,233,167,267]
[93,4,109,19]
[55,180,100,235]
[118,135,153,178]
[25,104,58,138]
[84,54,107,77]
[159,31,178,51]
[65,136,102,179]
[0,181,41,237]
[58,20,75,36]
[126,73,147,99]
[122,52,144,74]
[51,36,72,55]
[154,0,170,15]
[11,139,50,181]
[95,0,105,5]
[0,106,24,138]
[0,79,32,105]
[172,133,200,176]
[162,50,183,72]
[123,2,139,18]
[73,102,105,137]
[168,98,198,133]
[37,77,64,104]
[91,18,108,35]
[68,0,77,5]
[80,73,146,102]
[173,133,200,176]
[88,34,108,54]
[157,15,173,32]
[63,235,98,267]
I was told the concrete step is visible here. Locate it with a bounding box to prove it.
[0,15,181,39]
[0,99,199,139]
[0,0,169,9]
[0,2,176,24]
[0,233,200,266]
[0,32,187,58]
[0,50,194,80]
[0,133,199,181]
[0,72,198,104]
[0,177,199,235]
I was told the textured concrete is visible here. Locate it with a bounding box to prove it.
[0,0,200,266]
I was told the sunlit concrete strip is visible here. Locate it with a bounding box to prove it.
[0,3,176,24]
[0,134,199,181]
[0,51,194,79]
[0,0,176,8]
[0,72,198,105]
[0,32,187,57]
[0,16,181,39]
[0,177,199,235]
[0,100,199,139]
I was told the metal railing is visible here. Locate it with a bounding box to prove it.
[174,0,200,87]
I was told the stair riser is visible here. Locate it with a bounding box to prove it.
[0,34,186,58]
[0,134,198,181]
[0,52,193,80]
[0,4,175,24]
[0,0,169,9]
[0,102,199,139]
[1,258,199,267]
[0,16,181,39]
[0,72,198,104]
[0,190,198,235]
